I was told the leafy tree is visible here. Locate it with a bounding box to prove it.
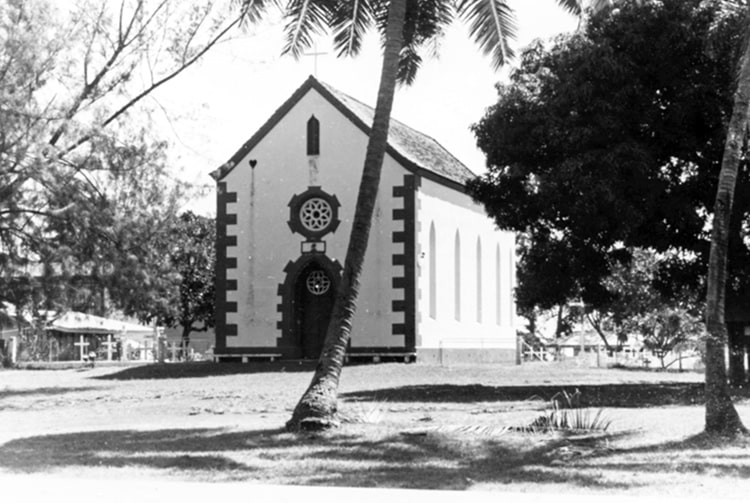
[39,134,186,320]
[634,308,704,369]
[157,211,216,353]
[589,249,702,348]
[470,0,744,310]
[468,0,748,434]
[236,0,586,431]
[0,0,265,312]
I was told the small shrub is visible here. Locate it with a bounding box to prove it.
[338,400,386,424]
[519,389,611,433]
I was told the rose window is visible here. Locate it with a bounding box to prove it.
[306,270,331,295]
[299,198,333,232]
[287,187,340,240]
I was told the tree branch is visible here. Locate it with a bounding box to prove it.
[59,13,243,157]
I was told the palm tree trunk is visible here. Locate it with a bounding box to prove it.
[704,21,750,436]
[286,0,406,431]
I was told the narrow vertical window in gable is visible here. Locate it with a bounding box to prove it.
[476,237,482,323]
[307,115,320,155]
[454,230,461,321]
[496,244,501,326]
[429,222,437,319]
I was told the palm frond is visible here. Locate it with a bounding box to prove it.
[282,0,334,59]
[331,0,374,57]
[555,0,584,15]
[236,0,282,25]
[373,0,454,47]
[456,0,517,68]
[397,43,422,85]
[371,0,454,85]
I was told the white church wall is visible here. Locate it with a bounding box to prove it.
[416,177,517,364]
[220,88,407,354]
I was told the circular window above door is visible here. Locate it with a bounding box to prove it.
[287,186,341,240]
[306,270,331,295]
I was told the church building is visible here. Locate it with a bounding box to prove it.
[211,76,518,364]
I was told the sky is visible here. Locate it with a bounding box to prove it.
[151,0,579,215]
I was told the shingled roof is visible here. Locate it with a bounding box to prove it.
[211,75,476,189]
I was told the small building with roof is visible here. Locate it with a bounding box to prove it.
[210,76,517,363]
[45,311,156,362]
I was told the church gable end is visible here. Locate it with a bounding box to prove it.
[211,76,517,365]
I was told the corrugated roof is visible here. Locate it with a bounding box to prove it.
[211,76,476,188]
[47,312,155,336]
[318,81,476,185]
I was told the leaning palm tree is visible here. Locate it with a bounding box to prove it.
[237,0,584,431]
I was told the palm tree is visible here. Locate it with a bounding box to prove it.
[595,0,749,437]
[703,2,750,435]
[236,0,584,431]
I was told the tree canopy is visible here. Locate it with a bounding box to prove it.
[468,0,748,312]
[1,0,239,321]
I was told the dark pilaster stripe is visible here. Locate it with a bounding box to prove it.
[390,174,419,351]
[392,300,406,312]
[392,323,407,335]
[216,182,239,347]
[402,175,418,351]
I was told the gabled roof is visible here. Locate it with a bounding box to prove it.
[211,75,476,190]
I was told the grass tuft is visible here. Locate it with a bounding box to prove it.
[338,400,387,424]
[519,388,612,433]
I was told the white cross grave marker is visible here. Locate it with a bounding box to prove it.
[73,335,89,361]
[168,342,180,362]
[102,334,115,361]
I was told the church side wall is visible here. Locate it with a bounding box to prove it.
[216,89,409,358]
[415,178,518,364]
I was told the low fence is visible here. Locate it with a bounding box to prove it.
[519,339,703,370]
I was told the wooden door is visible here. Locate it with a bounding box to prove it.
[296,265,335,359]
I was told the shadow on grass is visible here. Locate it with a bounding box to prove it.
[1,426,748,490]
[0,387,101,400]
[93,361,321,380]
[340,383,750,407]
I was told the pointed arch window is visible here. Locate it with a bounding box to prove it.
[307,115,320,155]
[429,222,437,319]
[454,230,461,321]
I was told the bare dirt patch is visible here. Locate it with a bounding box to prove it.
[1,361,749,499]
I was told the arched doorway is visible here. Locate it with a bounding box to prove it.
[295,262,336,358]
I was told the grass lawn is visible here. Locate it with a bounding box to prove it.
[1,360,749,499]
